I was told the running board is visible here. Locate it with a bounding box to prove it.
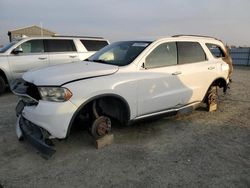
[134,101,201,121]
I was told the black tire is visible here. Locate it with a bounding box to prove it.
[0,76,6,95]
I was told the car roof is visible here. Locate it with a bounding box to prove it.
[120,35,223,43]
[18,36,108,41]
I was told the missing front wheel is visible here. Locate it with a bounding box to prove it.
[91,116,111,139]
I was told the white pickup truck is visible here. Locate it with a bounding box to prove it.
[0,36,109,94]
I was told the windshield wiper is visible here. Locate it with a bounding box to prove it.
[84,58,92,62]
[91,59,108,64]
[84,59,107,64]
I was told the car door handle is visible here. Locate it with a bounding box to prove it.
[69,55,77,58]
[208,66,215,70]
[172,71,182,75]
[38,57,47,60]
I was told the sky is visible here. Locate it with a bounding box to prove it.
[0,0,249,46]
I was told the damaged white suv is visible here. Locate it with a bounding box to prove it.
[13,35,232,157]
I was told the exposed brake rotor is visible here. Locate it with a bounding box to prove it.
[91,116,111,139]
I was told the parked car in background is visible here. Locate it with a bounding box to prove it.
[13,35,232,157]
[0,36,109,94]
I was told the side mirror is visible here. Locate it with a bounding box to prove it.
[12,46,23,54]
[141,62,146,69]
[143,58,151,69]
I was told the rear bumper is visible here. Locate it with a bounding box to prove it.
[16,116,56,159]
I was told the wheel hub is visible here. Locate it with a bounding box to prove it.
[91,116,111,139]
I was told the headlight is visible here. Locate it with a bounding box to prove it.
[38,87,72,102]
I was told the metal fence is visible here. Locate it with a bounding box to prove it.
[230,47,250,66]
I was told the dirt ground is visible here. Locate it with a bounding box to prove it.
[0,67,249,188]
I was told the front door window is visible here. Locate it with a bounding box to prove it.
[18,40,44,53]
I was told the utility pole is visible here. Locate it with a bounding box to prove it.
[40,22,43,37]
[248,48,250,66]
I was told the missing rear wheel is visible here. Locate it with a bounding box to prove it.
[207,86,218,112]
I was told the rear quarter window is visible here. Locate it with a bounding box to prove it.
[206,43,225,58]
[177,42,207,64]
[80,40,109,51]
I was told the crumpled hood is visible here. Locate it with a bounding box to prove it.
[23,61,119,86]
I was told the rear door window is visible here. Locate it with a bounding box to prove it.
[206,43,225,58]
[80,40,109,51]
[177,42,206,64]
[45,39,76,52]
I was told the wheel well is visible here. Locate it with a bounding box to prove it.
[212,77,227,89]
[203,77,227,103]
[67,95,130,137]
[0,69,8,85]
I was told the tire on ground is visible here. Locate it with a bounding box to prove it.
[0,76,6,95]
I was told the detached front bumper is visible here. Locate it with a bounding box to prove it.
[16,115,56,158]
[20,100,78,139]
[13,80,79,158]
[15,99,78,157]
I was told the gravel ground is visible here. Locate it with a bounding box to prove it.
[0,67,250,188]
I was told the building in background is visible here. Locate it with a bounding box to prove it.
[7,25,57,42]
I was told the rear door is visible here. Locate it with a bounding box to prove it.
[176,41,217,104]
[8,39,49,79]
[45,39,80,66]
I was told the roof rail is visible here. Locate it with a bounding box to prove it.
[53,35,104,39]
[172,34,220,40]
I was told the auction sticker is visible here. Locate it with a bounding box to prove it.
[132,43,149,47]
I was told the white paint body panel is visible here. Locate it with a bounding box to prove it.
[22,100,77,139]
[23,61,118,86]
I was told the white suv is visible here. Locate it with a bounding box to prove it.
[13,35,232,156]
[0,36,109,94]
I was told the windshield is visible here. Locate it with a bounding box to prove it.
[87,41,151,66]
[0,41,17,53]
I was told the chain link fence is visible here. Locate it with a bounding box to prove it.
[230,47,250,66]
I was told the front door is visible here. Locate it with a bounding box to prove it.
[8,39,49,80]
[137,42,192,116]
